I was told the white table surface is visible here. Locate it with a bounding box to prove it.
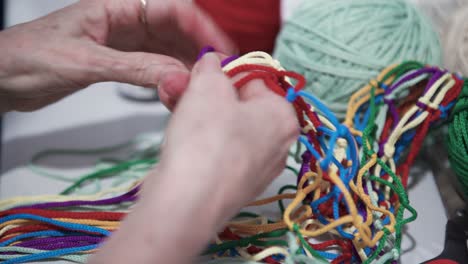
[0,1,449,263]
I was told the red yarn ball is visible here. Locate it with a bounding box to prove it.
[196,0,281,54]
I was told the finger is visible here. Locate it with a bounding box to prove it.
[188,51,230,68]
[157,70,190,107]
[270,152,290,181]
[208,52,231,64]
[158,52,229,108]
[89,45,190,107]
[238,79,275,101]
[188,53,237,101]
[191,52,222,76]
[171,1,237,55]
[157,84,176,110]
[246,95,300,143]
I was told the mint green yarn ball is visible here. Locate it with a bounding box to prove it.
[274,0,442,119]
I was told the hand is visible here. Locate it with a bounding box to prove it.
[155,53,299,215]
[89,54,299,264]
[0,0,235,112]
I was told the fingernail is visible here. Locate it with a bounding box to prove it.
[197,53,221,72]
[203,52,220,64]
[192,52,223,75]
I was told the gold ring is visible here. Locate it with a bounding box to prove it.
[140,0,148,25]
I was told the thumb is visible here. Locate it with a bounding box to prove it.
[187,53,237,100]
[191,52,222,76]
[92,46,190,108]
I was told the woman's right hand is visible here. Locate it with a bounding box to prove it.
[90,53,299,264]
[154,53,299,215]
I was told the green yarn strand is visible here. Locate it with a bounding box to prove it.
[447,79,468,198]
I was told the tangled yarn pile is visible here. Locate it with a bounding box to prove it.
[0,52,462,264]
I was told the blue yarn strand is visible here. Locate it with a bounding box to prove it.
[2,244,97,264]
[0,214,110,236]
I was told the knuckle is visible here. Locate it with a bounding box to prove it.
[108,53,186,87]
[274,98,295,119]
[131,56,160,87]
[275,100,300,139]
[260,95,299,142]
[104,53,139,80]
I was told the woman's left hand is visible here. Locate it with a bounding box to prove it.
[0,0,235,112]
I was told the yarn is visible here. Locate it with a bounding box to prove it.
[444,4,468,75]
[447,78,468,197]
[209,52,460,263]
[274,0,442,119]
[0,51,462,263]
[438,1,468,198]
[195,0,281,54]
[29,134,161,195]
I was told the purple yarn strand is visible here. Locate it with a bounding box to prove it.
[221,55,239,67]
[197,46,215,61]
[385,68,436,95]
[14,185,140,210]
[15,236,102,250]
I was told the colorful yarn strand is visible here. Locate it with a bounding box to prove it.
[0,50,462,263]
[447,78,468,198]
